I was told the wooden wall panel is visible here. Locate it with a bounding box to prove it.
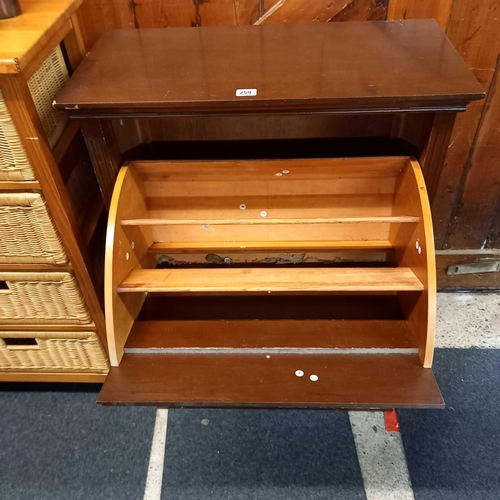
[330,0,388,22]
[389,0,500,259]
[444,57,500,249]
[431,0,500,249]
[256,0,386,24]
[78,0,387,49]
[387,0,453,30]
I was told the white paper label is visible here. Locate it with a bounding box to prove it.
[236,88,257,97]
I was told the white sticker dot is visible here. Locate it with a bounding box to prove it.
[125,252,129,261]
[275,172,282,177]
[260,211,267,217]
[295,370,304,377]
[266,355,270,359]
[282,170,289,174]
[310,374,319,382]
[418,246,422,254]
[131,242,135,249]
[416,241,420,249]
[240,204,246,210]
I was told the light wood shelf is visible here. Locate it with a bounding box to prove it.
[118,267,423,293]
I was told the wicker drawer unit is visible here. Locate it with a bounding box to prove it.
[0,0,108,383]
[0,192,67,264]
[0,46,69,182]
[0,271,91,324]
[0,330,108,373]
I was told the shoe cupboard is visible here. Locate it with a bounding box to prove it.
[0,0,108,382]
[54,21,483,408]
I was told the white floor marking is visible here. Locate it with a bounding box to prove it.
[143,409,169,500]
[349,411,415,500]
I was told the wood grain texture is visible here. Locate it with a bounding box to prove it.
[387,0,453,30]
[98,352,443,408]
[80,119,122,209]
[62,13,87,72]
[77,0,386,48]
[53,21,484,115]
[148,240,393,253]
[431,0,500,250]
[137,114,395,143]
[256,0,360,24]
[117,267,424,293]
[0,181,40,190]
[444,55,500,249]
[132,156,407,179]
[389,158,436,367]
[417,112,457,205]
[0,371,106,383]
[122,216,419,226]
[105,166,154,365]
[330,0,388,22]
[125,319,417,350]
[134,157,401,244]
[0,0,82,74]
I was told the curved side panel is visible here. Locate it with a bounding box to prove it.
[104,166,153,366]
[389,157,436,367]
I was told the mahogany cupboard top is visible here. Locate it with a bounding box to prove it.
[54,20,484,116]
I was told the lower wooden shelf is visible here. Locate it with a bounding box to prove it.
[125,319,418,351]
[98,352,443,409]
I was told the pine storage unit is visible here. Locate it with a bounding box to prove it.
[54,21,484,406]
[0,0,108,382]
[98,156,442,408]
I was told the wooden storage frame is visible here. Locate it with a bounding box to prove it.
[0,0,108,383]
[100,156,440,408]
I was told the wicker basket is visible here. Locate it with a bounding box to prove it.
[0,46,69,181]
[0,192,67,264]
[0,89,35,181]
[0,271,91,324]
[0,330,108,373]
[27,45,69,149]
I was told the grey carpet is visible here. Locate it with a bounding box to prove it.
[0,384,155,500]
[399,349,500,500]
[162,408,366,500]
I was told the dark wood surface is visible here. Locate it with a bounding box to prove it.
[137,294,407,321]
[125,319,417,350]
[54,20,483,115]
[98,352,444,408]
